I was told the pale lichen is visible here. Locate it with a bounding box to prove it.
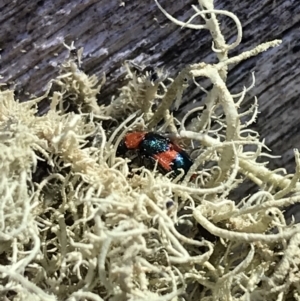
[0,1,300,301]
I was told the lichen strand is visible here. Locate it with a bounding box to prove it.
[0,1,299,301]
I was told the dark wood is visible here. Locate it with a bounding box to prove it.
[1,0,299,206]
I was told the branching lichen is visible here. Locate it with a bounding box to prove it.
[0,1,300,301]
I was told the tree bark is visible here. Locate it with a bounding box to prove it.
[1,0,299,216]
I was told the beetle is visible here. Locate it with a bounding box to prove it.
[116,131,193,178]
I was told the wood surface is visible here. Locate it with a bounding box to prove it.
[1,0,299,216]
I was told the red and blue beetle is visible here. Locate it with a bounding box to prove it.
[116,131,193,178]
[116,132,219,243]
